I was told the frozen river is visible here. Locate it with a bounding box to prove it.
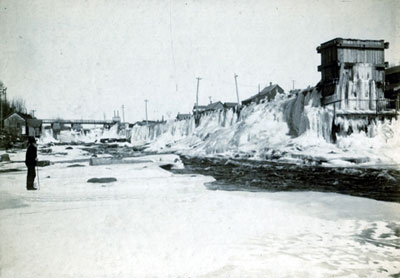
[1,145,400,277]
[173,156,400,203]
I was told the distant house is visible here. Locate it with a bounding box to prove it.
[192,101,226,115]
[205,101,224,112]
[176,113,192,121]
[4,112,42,137]
[242,83,285,106]
[192,105,208,114]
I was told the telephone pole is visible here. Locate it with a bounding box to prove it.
[121,105,125,123]
[0,90,2,130]
[144,99,148,125]
[234,74,240,108]
[292,80,295,90]
[195,77,201,113]
[0,87,6,129]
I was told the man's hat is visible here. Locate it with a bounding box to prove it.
[28,136,36,143]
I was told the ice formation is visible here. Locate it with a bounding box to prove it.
[130,85,400,167]
[39,124,125,144]
[335,63,381,112]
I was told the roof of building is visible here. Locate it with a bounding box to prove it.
[176,113,192,119]
[193,105,208,110]
[204,101,224,111]
[386,65,400,75]
[260,84,283,96]
[5,112,34,121]
[242,84,284,103]
[317,38,388,52]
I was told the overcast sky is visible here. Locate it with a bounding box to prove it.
[0,0,399,122]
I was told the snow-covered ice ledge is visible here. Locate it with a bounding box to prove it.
[129,90,400,168]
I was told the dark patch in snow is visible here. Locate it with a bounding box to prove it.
[0,168,23,173]
[87,177,117,183]
[37,160,51,167]
[354,223,400,249]
[39,148,52,153]
[387,223,400,237]
[159,164,174,170]
[67,164,85,168]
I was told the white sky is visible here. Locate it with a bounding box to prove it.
[0,0,399,122]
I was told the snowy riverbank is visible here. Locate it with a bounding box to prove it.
[1,147,400,277]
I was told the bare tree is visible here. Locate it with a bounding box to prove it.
[11,98,26,113]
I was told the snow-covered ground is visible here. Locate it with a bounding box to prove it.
[1,148,399,277]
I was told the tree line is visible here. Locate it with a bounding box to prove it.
[0,80,28,123]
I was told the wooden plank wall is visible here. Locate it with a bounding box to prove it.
[338,49,384,64]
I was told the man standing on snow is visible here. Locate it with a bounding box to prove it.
[25,136,38,190]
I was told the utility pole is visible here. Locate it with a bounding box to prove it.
[195,77,201,114]
[0,87,6,129]
[208,96,212,104]
[0,89,2,130]
[234,73,240,108]
[144,99,148,126]
[258,84,261,94]
[292,80,295,90]
[121,105,125,123]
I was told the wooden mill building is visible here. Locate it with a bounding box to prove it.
[317,38,390,112]
[4,112,42,137]
[385,65,400,109]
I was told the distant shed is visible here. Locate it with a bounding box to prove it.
[4,112,28,136]
[26,119,43,137]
